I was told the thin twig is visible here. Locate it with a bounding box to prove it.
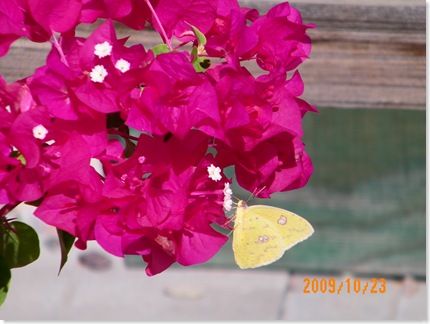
[144,0,173,51]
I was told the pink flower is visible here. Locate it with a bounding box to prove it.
[205,7,259,60]
[34,169,105,243]
[34,130,231,275]
[98,132,230,274]
[28,19,150,117]
[218,133,313,198]
[0,103,96,204]
[0,0,317,276]
[81,0,158,30]
[127,51,220,139]
[206,64,273,151]
[0,1,50,56]
[0,2,26,57]
[256,69,318,138]
[154,0,217,42]
[75,20,150,114]
[249,2,315,73]
[27,0,82,34]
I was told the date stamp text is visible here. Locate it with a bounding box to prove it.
[303,277,387,294]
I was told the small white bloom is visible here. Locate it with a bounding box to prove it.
[207,164,222,182]
[94,41,112,58]
[115,58,131,73]
[223,197,233,212]
[138,156,146,164]
[223,183,233,211]
[90,65,108,83]
[5,105,11,113]
[32,124,48,140]
[223,182,233,196]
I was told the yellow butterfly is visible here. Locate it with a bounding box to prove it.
[232,200,314,269]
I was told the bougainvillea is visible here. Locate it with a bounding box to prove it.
[0,0,316,299]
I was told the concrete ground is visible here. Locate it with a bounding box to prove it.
[0,207,427,321]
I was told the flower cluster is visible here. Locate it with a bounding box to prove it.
[0,0,316,276]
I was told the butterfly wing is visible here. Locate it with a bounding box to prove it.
[232,208,287,269]
[246,205,314,250]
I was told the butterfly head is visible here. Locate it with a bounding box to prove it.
[237,200,248,209]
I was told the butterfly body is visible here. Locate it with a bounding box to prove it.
[232,200,314,269]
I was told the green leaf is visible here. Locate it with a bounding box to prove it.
[57,229,75,275]
[0,256,11,307]
[193,57,211,72]
[10,150,26,166]
[199,58,211,70]
[187,24,209,72]
[1,221,40,268]
[186,22,207,46]
[151,44,170,56]
[191,45,198,60]
[17,154,26,165]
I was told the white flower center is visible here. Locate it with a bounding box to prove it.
[115,59,131,73]
[207,164,222,182]
[94,41,112,58]
[223,182,233,196]
[90,65,108,83]
[32,124,48,140]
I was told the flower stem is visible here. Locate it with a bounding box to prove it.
[50,31,70,67]
[0,203,20,234]
[144,0,173,51]
[0,203,20,219]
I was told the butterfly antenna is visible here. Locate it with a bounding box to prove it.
[246,186,267,203]
[220,215,235,237]
[226,203,238,224]
[231,192,241,203]
[222,197,241,236]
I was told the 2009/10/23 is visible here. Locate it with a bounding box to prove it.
[303,277,387,294]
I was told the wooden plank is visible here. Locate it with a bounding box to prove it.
[241,0,426,110]
[0,1,425,110]
[244,0,425,34]
[297,39,425,110]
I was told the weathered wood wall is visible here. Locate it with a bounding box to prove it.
[287,0,426,110]
[0,1,425,110]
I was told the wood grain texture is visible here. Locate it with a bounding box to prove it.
[294,0,425,110]
[0,1,425,110]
